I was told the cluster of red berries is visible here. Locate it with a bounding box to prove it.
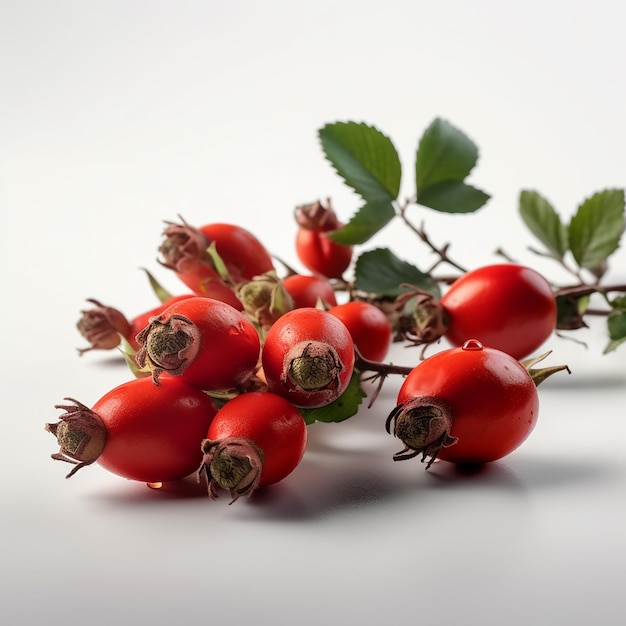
[46,204,396,503]
[46,201,567,504]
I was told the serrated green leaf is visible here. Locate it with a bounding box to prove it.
[319,122,401,203]
[416,180,490,214]
[519,190,568,258]
[415,118,480,192]
[354,248,440,298]
[328,200,396,245]
[299,372,366,425]
[568,189,625,270]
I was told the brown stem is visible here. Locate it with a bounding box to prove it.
[398,201,468,273]
[583,308,612,316]
[353,347,414,378]
[352,348,415,408]
[555,283,626,298]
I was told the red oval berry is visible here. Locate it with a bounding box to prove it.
[388,340,539,467]
[135,296,261,391]
[199,391,307,502]
[158,220,274,307]
[46,377,218,483]
[440,264,556,360]
[294,200,352,279]
[328,301,392,362]
[282,274,337,309]
[261,307,355,407]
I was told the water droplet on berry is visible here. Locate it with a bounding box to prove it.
[462,339,484,351]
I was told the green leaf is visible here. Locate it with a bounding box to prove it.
[354,248,440,298]
[328,200,396,245]
[604,337,626,353]
[605,310,626,353]
[319,122,402,203]
[415,118,480,191]
[414,118,489,213]
[555,294,589,330]
[416,180,490,214]
[610,295,626,310]
[568,189,625,270]
[519,190,568,259]
[299,372,367,425]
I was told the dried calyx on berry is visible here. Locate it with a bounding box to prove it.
[76,299,131,355]
[294,198,341,231]
[395,287,448,347]
[285,341,343,393]
[198,438,264,504]
[158,217,213,274]
[135,314,201,384]
[385,396,458,469]
[236,271,294,329]
[45,399,107,477]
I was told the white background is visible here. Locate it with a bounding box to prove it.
[2,1,626,624]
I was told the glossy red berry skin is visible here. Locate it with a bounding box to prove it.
[94,377,218,482]
[159,220,274,308]
[135,296,261,391]
[295,227,353,279]
[46,377,218,483]
[294,200,352,279]
[206,391,307,489]
[282,274,338,309]
[261,307,355,408]
[198,223,274,284]
[394,340,539,465]
[440,264,556,360]
[329,301,392,362]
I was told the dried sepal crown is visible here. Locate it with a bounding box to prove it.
[45,398,107,478]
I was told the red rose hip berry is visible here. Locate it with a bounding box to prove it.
[387,339,541,467]
[440,263,557,360]
[329,301,392,362]
[198,391,307,503]
[158,219,274,307]
[294,200,353,279]
[261,307,355,407]
[135,296,261,391]
[282,274,338,309]
[46,376,218,483]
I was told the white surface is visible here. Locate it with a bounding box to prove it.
[2,2,626,625]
